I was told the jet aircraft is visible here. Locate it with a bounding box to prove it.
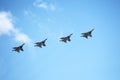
[81,29,94,39]
[12,43,25,53]
[60,33,73,43]
[35,39,47,48]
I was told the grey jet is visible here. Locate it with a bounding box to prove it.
[12,43,25,53]
[81,29,94,39]
[60,33,73,43]
[35,39,47,48]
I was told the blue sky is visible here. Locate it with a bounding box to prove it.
[0,0,120,80]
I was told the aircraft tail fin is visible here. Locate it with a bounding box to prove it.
[69,33,73,37]
[91,29,94,32]
[44,39,47,42]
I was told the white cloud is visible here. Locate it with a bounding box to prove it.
[38,2,48,9]
[0,12,13,35]
[33,0,56,11]
[0,11,31,43]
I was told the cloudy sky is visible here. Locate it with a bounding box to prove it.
[0,0,120,80]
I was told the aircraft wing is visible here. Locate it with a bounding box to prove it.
[81,33,85,35]
[85,36,88,39]
[35,42,40,44]
[60,37,66,39]
[36,44,42,48]
[60,39,67,43]
[13,47,18,49]
[16,50,20,53]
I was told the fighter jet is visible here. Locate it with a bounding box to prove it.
[81,29,94,39]
[12,43,25,53]
[35,39,47,48]
[60,33,73,43]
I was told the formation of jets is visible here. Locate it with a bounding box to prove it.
[12,29,94,53]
